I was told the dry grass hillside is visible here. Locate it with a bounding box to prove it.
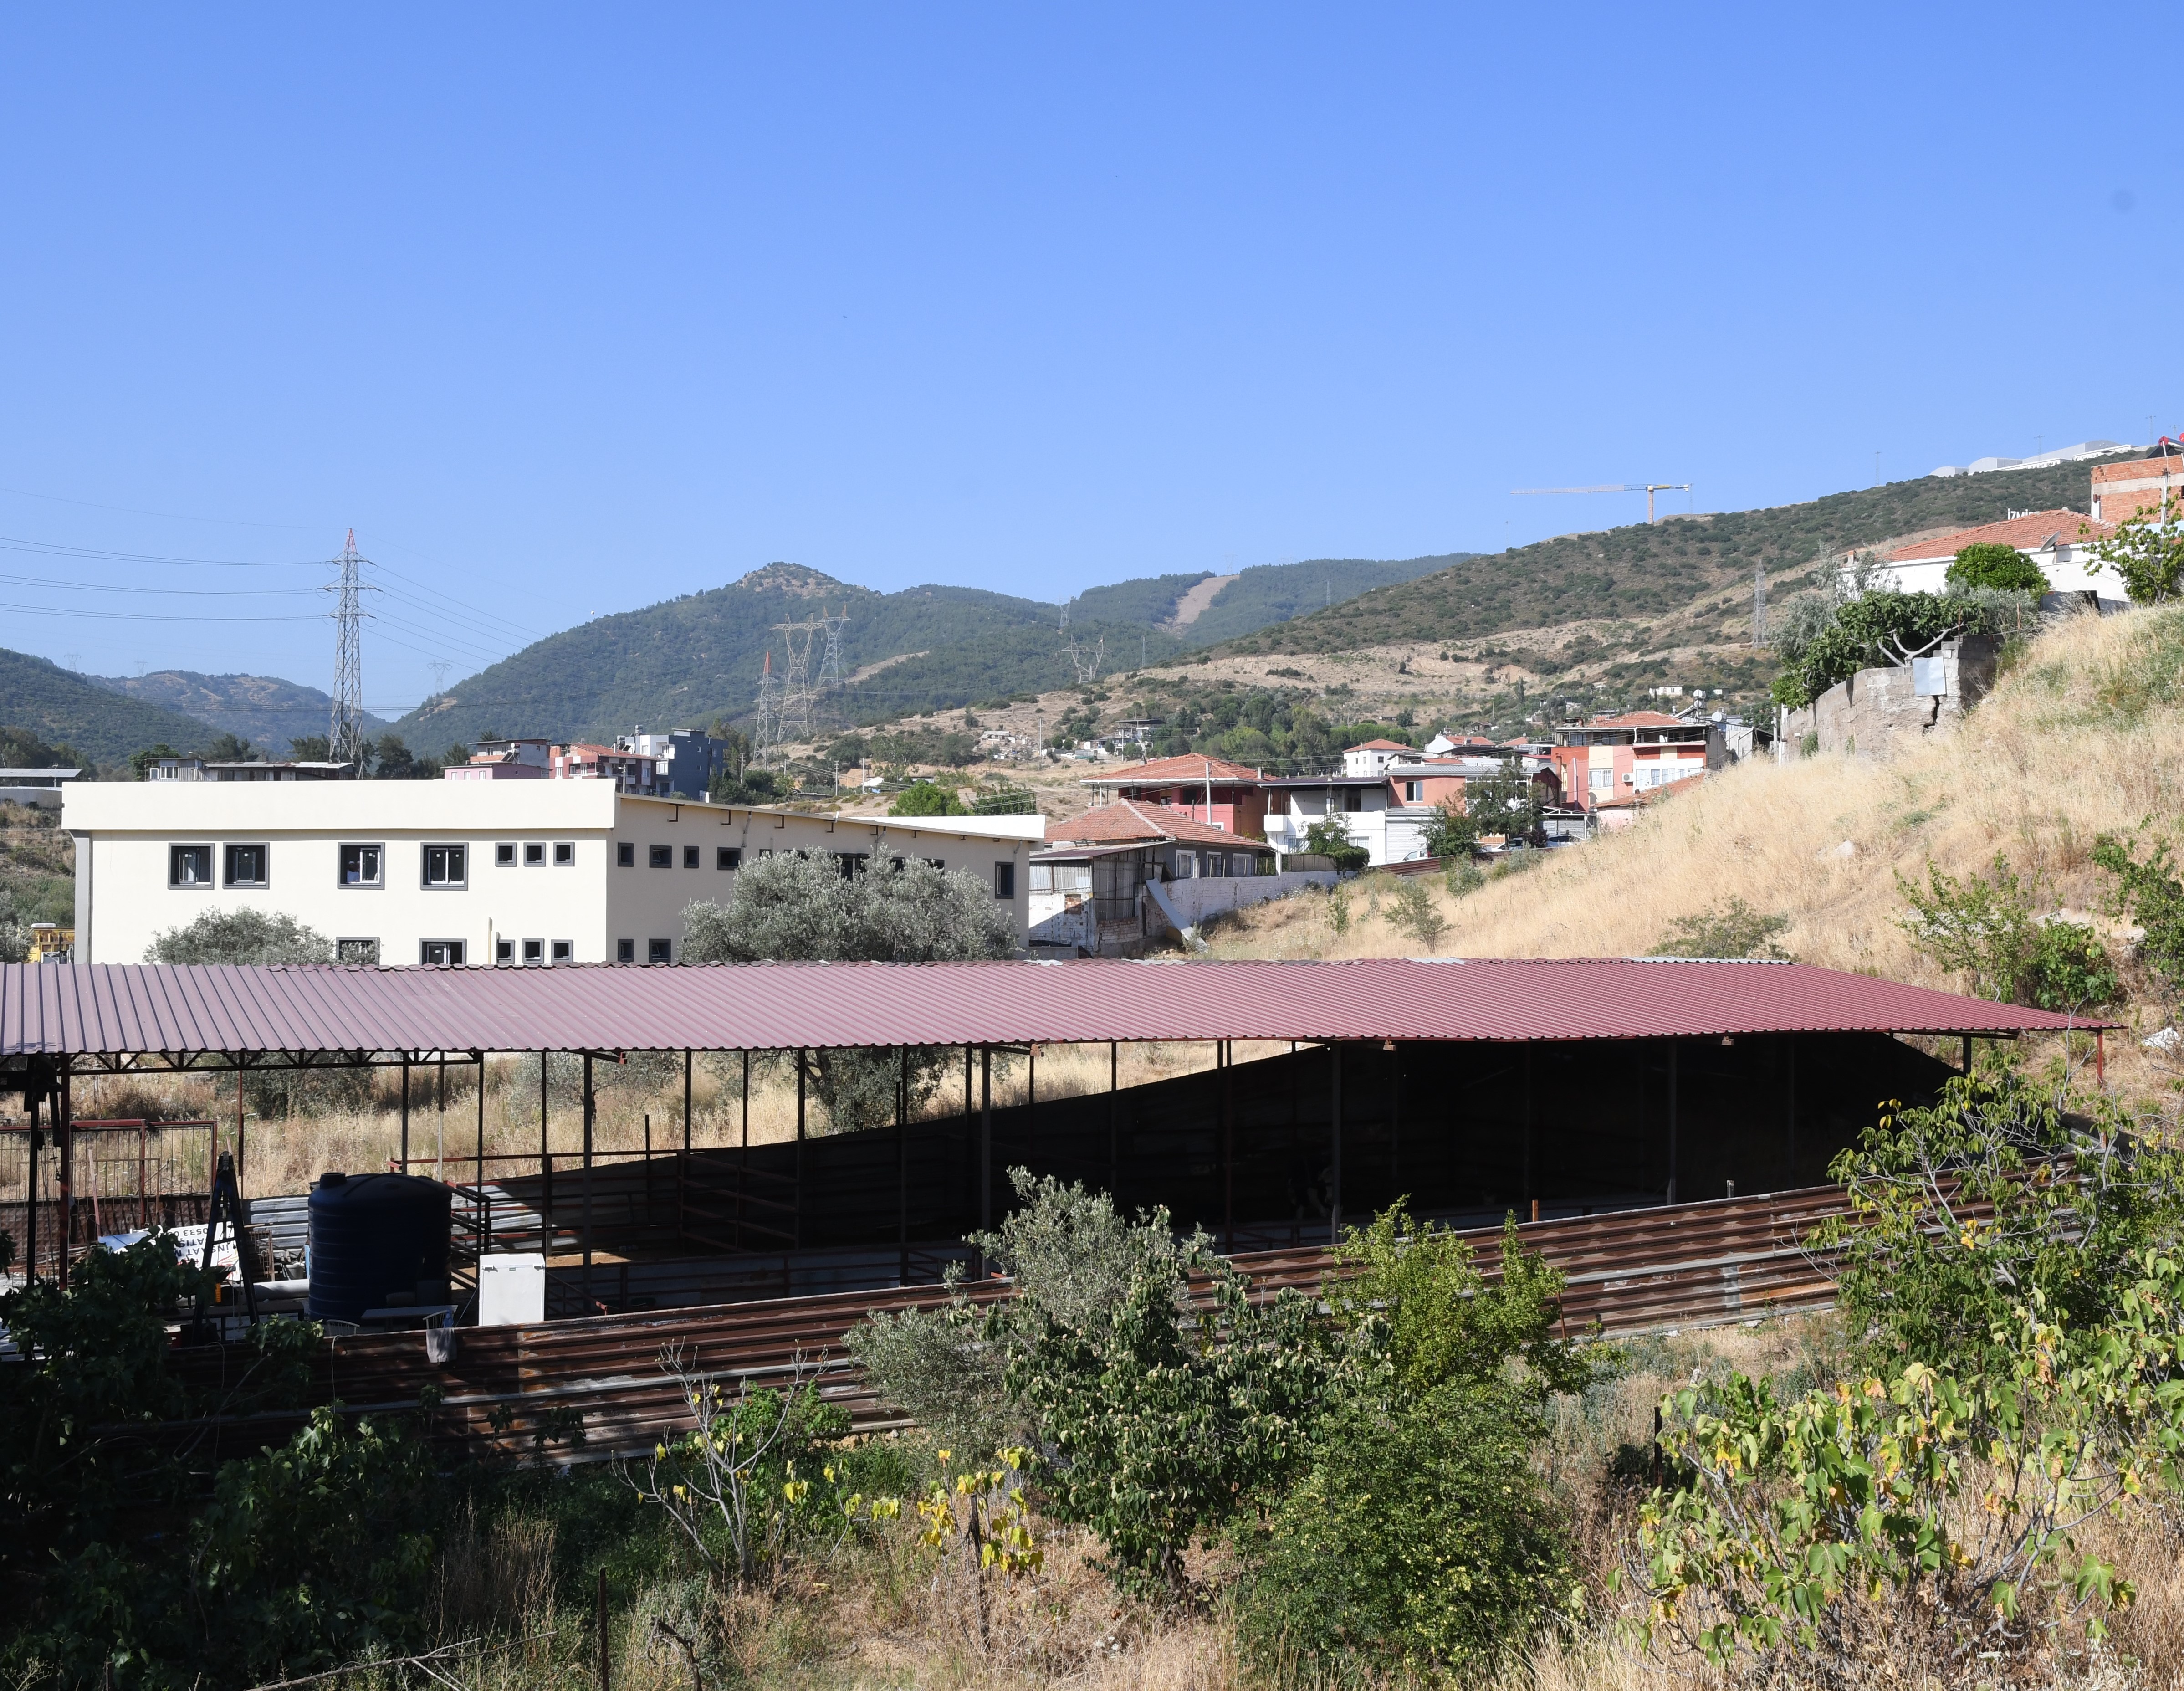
[1210,604,2184,1098]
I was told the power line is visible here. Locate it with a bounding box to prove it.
[0,483,330,530]
[0,534,326,566]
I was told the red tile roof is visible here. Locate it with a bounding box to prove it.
[1586,711,1690,730]
[1346,738,1412,752]
[1886,510,2111,564]
[0,958,2108,1056]
[1084,755,1264,785]
[1049,799,1263,850]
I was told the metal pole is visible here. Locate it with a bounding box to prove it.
[25,1086,39,1284]
[1785,1035,1797,1189]
[1329,1041,1342,1246]
[979,1045,992,1239]
[232,1057,244,1199]
[138,1116,149,1233]
[437,1050,447,1181]
[1220,1040,1233,1251]
[680,1050,691,1251]
[540,1051,552,1245]
[794,1050,805,1250]
[57,1067,73,1287]
[897,1045,909,1285]
[739,1048,749,1251]
[1522,1046,1533,1210]
[1390,1040,1401,1195]
[1108,1040,1119,1197]
[400,1053,410,1173]
[476,1050,489,1253]
[582,1052,595,1312]
[1026,1045,1036,1158]
[1666,1041,1680,1206]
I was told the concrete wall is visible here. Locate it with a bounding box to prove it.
[1778,635,1998,763]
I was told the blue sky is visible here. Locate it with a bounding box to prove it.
[0,5,2174,712]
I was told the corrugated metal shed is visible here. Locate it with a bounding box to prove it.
[0,958,2106,1057]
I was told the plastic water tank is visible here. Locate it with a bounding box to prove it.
[305,1171,453,1323]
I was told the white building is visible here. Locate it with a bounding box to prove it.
[1872,510,2123,608]
[63,782,1043,966]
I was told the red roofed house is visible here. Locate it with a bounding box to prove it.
[1341,738,1415,778]
[1031,799,1286,956]
[1878,509,2118,605]
[1080,754,1270,840]
[1549,711,1721,830]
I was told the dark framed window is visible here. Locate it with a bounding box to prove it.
[550,940,572,963]
[683,845,700,868]
[421,939,465,966]
[169,844,213,887]
[553,841,574,866]
[522,938,544,964]
[835,852,868,879]
[495,842,518,867]
[647,938,672,964]
[495,938,514,963]
[523,842,547,867]
[336,937,379,964]
[224,844,269,887]
[616,842,635,867]
[994,861,1016,899]
[423,844,467,888]
[616,938,635,963]
[649,844,672,868]
[338,843,383,887]
[717,846,741,870]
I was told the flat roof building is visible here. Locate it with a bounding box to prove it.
[62,782,1043,967]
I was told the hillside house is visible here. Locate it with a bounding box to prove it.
[1031,800,1280,955]
[1341,738,1414,778]
[1079,754,1270,839]
[1549,712,1721,816]
[448,738,553,780]
[1878,510,2120,607]
[2089,442,2180,525]
[147,757,349,782]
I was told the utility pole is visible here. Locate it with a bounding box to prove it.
[327,530,368,774]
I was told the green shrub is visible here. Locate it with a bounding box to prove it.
[889,779,968,817]
[1894,853,2114,1010]
[1301,815,1368,871]
[144,907,333,965]
[1654,897,1791,960]
[1945,541,2047,595]
[2093,826,2184,1003]
[1386,876,1447,951]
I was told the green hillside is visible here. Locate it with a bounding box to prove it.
[84,670,385,756]
[1218,456,2136,657]
[0,649,221,768]
[1182,552,1474,646]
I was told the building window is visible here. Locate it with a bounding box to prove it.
[336,937,379,964]
[423,844,467,887]
[683,844,700,868]
[554,842,575,866]
[522,938,544,964]
[224,844,269,887]
[616,938,635,963]
[421,939,465,966]
[994,861,1016,899]
[550,940,572,963]
[1403,780,1421,802]
[717,846,742,871]
[170,844,214,887]
[495,842,518,867]
[647,938,672,963]
[339,843,384,887]
[1588,769,1612,794]
[835,851,868,879]
[496,938,514,963]
[649,843,672,868]
[524,842,547,867]
[617,841,635,867]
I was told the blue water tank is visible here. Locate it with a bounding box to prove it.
[305,1171,453,1323]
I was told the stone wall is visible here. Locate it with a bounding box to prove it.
[1779,635,1997,762]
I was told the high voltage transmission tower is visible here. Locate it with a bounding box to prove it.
[327,530,370,774]
[753,610,849,764]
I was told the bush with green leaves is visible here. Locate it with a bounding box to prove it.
[1769,585,2029,710]
[1814,1070,2184,1376]
[2090,502,2184,603]
[682,847,1014,1127]
[2094,826,2184,1004]
[1896,853,2119,1011]
[890,778,969,816]
[1299,814,1368,871]
[1386,875,1447,951]
[1629,1250,2184,1676]
[1945,541,2047,595]
[1422,764,1546,857]
[1654,897,1791,960]
[144,907,334,965]
[1236,1208,1600,1680]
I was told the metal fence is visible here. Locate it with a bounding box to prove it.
[0,1118,217,1278]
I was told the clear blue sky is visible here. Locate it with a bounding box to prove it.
[1,5,2174,712]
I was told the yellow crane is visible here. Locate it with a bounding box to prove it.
[1511,482,1693,523]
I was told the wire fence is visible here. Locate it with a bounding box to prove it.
[0,1119,218,1278]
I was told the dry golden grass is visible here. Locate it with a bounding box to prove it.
[1207,605,2184,1102]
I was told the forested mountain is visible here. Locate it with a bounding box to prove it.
[83,670,384,756]
[1217,456,2135,658]
[0,649,223,767]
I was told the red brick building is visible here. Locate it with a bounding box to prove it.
[1080,754,1271,839]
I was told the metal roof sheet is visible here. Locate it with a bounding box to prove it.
[0,959,2108,1058]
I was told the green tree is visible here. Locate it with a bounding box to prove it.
[1770,588,2026,710]
[128,743,186,780]
[1423,765,1545,856]
[145,908,334,965]
[365,733,438,780]
[681,847,1014,1127]
[1386,876,1447,951]
[1655,897,1792,960]
[1896,855,2119,1011]
[2093,827,2184,1004]
[890,779,968,817]
[203,731,258,762]
[285,733,330,762]
[1946,541,2047,595]
[1299,814,1367,870]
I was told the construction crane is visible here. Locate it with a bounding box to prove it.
[1510,482,1693,523]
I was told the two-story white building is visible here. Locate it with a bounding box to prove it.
[63,781,1043,966]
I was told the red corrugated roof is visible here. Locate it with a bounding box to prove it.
[1887,510,2111,564]
[0,959,2107,1057]
[1050,799,1260,849]
[1084,755,1264,785]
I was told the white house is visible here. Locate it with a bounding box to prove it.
[63,782,1043,966]
[1872,510,2123,608]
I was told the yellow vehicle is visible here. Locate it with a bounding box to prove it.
[27,922,74,963]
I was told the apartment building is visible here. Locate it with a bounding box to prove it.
[63,781,1041,966]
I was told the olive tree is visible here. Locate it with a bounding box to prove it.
[680,847,1015,1130]
[145,908,333,965]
